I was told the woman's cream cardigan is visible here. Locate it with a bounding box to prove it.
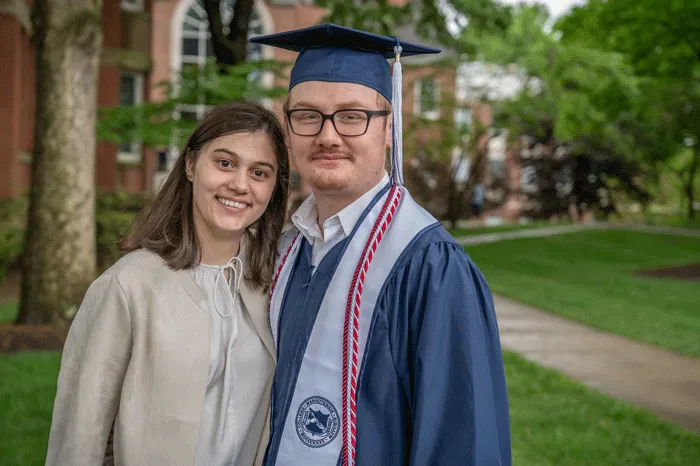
[45,249,275,465]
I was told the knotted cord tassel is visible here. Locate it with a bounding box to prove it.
[391,43,404,186]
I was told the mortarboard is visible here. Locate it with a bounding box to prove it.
[250,24,441,186]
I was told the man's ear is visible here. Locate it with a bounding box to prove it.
[283,116,292,150]
[385,116,393,149]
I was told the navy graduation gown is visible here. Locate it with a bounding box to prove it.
[266,221,511,465]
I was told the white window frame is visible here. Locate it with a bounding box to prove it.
[487,130,508,182]
[170,0,273,120]
[121,0,144,12]
[414,78,440,120]
[117,71,144,164]
[520,165,538,193]
[454,106,472,129]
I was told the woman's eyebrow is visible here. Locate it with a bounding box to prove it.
[212,147,238,157]
[213,148,275,170]
[253,161,275,170]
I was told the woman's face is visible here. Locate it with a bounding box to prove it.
[186,131,278,244]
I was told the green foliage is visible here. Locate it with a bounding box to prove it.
[96,191,148,212]
[556,0,700,218]
[402,68,479,220]
[0,197,27,280]
[95,193,146,270]
[557,0,700,80]
[474,6,640,153]
[467,6,650,217]
[0,302,18,322]
[0,193,146,279]
[97,60,287,149]
[314,0,413,36]
[315,0,511,50]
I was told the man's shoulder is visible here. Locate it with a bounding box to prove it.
[390,222,483,287]
[401,223,460,258]
[278,225,301,253]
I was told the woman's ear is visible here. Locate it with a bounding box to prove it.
[185,156,194,181]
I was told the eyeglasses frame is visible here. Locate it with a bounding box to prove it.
[284,108,392,137]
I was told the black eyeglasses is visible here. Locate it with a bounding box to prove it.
[285,109,391,137]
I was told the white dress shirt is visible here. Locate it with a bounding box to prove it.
[291,173,390,269]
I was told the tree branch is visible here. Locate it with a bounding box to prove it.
[203,0,236,65]
[229,0,254,64]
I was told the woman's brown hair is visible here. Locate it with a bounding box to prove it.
[119,101,289,290]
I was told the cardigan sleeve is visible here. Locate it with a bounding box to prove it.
[46,274,133,466]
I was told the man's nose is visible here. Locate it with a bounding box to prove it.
[316,117,343,147]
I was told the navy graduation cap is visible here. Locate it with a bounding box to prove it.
[249,23,441,185]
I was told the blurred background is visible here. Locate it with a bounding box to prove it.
[0,0,699,464]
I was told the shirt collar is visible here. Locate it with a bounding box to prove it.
[292,172,390,243]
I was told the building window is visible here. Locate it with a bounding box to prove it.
[178,0,264,120]
[520,165,538,193]
[487,130,508,182]
[414,78,439,120]
[121,0,144,12]
[118,72,144,164]
[454,107,472,129]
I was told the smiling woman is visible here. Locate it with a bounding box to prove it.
[45,102,290,466]
[185,131,280,266]
[120,101,289,289]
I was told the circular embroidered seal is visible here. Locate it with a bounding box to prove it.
[295,396,340,448]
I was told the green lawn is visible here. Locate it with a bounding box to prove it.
[0,350,698,465]
[0,352,61,465]
[0,301,18,322]
[449,221,568,238]
[506,351,700,465]
[466,230,700,356]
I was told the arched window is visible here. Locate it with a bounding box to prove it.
[175,0,268,120]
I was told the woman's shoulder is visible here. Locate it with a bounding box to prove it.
[106,249,166,273]
[99,249,173,289]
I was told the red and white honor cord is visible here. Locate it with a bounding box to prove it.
[267,186,403,466]
[269,231,301,306]
[342,185,402,466]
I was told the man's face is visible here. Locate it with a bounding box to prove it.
[285,81,391,199]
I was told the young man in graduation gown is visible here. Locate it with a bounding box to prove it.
[251,24,511,466]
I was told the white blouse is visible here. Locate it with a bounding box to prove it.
[189,256,273,466]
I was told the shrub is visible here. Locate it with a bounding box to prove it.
[96,209,139,271]
[0,193,148,278]
[0,197,28,279]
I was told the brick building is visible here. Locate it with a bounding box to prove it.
[1,0,527,221]
[0,0,327,200]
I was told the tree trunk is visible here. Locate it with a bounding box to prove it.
[16,0,101,325]
[203,0,254,66]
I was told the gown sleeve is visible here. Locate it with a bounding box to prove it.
[385,241,511,466]
[45,274,133,466]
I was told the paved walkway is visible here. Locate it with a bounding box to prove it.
[495,296,700,433]
[455,225,700,432]
[455,223,603,246]
[455,222,700,246]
